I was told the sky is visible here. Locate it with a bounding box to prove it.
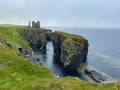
[0,0,120,27]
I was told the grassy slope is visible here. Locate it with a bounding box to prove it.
[0,25,119,90]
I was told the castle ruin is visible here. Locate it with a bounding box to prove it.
[28,21,40,28]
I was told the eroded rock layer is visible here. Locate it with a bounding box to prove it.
[21,28,52,51]
[52,31,88,71]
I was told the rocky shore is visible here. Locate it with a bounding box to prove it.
[18,28,112,83]
[19,29,89,72]
[85,69,108,83]
[18,28,52,65]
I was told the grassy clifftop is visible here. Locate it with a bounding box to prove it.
[0,25,119,90]
[0,25,53,89]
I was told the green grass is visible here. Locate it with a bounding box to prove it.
[53,31,85,40]
[53,31,88,50]
[0,25,120,90]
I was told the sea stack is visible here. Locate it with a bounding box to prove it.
[52,31,88,71]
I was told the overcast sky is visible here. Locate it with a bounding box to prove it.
[0,0,120,27]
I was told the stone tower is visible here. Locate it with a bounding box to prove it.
[36,21,40,28]
[32,21,40,28]
[32,21,36,28]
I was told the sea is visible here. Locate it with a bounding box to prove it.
[33,27,120,82]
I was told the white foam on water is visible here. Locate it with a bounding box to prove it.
[96,52,120,69]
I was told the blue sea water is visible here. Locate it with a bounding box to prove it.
[34,27,120,81]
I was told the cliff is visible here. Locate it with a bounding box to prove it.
[0,25,119,90]
[52,31,88,71]
[21,28,52,51]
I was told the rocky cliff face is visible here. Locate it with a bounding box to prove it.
[52,31,88,71]
[21,28,52,52]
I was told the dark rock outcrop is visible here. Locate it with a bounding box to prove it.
[85,69,107,83]
[18,46,23,53]
[21,28,52,52]
[23,48,33,58]
[23,29,46,51]
[26,57,42,65]
[44,30,52,41]
[52,31,88,71]
[6,41,12,50]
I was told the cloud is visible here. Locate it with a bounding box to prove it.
[0,0,120,27]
